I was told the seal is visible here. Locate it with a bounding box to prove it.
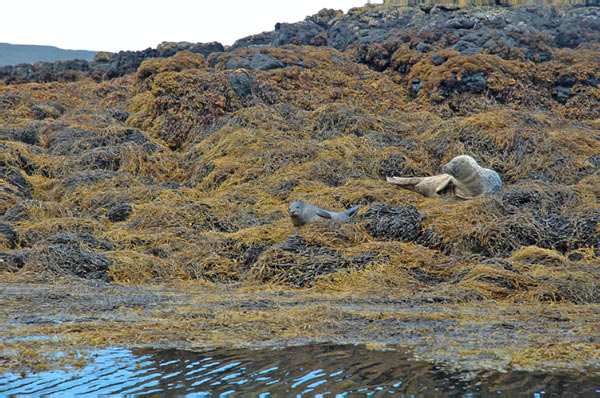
[441,155,502,200]
[288,200,361,227]
[386,174,456,198]
[387,155,502,200]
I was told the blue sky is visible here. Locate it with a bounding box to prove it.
[2,1,379,52]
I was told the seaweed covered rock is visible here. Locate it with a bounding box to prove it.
[27,242,113,281]
[106,203,133,222]
[0,41,224,84]
[1,3,600,305]
[362,204,424,242]
[247,232,376,287]
[0,222,18,249]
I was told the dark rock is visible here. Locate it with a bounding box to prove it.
[0,222,18,248]
[28,103,64,119]
[230,72,254,97]
[275,179,298,195]
[481,258,519,273]
[429,53,446,66]
[0,93,20,109]
[46,232,116,251]
[0,127,40,145]
[445,17,475,29]
[3,199,47,222]
[226,52,286,71]
[415,42,433,53]
[568,252,583,262]
[378,153,415,178]
[452,40,482,56]
[1,41,223,84]
[106,203,133,222]
[555,85,572,104]
[160,181,180,189]
[31,243,112,281]
[79,146,121,171]
[589,156,600,168]
[0,249,30,270]
[63,170,118,188]
[554,28,583,48]
[107,108,130,122]
[459,72,486,94]
[0,164,32,198]
[361,204,424,242]
[146,246,172,259]
[410,78,424,98]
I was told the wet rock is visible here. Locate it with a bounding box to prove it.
[106,203,133,222]
[46,232,116,251]
[28,103,64,120]
[79,146,122,171]
[107,108,130,123]
[410,78,424,98]
[3,199,47,221]
[482,258,519,274]
[30,243,112,281]
[274,179,298,197]
[229,72,256,97]
[554,28,583,49]
[0,222,18,249]
[589,156,600,168]
[0,164,33,198]
[1,41,224,84]
[146,246,172,259]
[0,126,40,145]
[63,170,118,188]
[362,204,424,242]
[458,72,486,94]
[445,17,475,30]
[415,42,433,53]
[429,53,446,66]
[452,40,482,56]
[160,181,180,189]
[225,52,286,71]
[0,249,30,270]
[555,85,571,104]
[377,153,418,178]
[250,233,375,287]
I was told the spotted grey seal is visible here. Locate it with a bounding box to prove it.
[441,155,502,200]
[288,200,361,227]
[387,155,502,200]
[386,174,456,198]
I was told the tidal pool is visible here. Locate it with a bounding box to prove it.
[1,344,598,397]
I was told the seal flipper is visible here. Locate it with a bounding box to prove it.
[435,177,456,197]
[344,205,361,219]
[316,208,332,219]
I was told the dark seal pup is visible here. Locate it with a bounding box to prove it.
[288,200,361,227]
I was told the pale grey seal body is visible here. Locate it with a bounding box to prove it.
[288,200,361,227]
[386,174,456,198]
[387,155,502,200]
[441,155,502,200]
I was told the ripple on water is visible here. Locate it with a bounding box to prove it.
[0,344,598,396]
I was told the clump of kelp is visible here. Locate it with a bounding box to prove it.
[1,5,599,307]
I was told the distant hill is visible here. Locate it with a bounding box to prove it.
[0,42,97,66]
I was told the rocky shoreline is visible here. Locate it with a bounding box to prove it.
[1,3,599,375]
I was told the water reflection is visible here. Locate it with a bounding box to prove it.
[1,344,598,397]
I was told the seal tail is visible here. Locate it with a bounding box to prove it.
[344,205,361,219]
[386,176,424,188]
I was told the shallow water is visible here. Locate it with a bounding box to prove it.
[1,344,598,397]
